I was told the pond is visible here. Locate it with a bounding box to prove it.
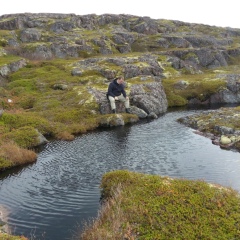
[0,107,240,240]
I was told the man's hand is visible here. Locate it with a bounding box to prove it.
[115,96,119,100]
[126,96,129,100]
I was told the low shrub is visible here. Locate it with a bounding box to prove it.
[81,170,240,240]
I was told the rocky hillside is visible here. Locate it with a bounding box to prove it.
[0,13,240,158]
[0,13,240,62]
[0,13,240,111]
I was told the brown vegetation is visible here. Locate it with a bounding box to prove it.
[0,141,37,170]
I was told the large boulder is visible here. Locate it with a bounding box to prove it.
[130,81,168,115]
[88,77,168,117]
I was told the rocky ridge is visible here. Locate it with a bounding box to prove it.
[0,13,240,144]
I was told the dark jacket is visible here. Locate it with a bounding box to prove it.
[107,79,127,98]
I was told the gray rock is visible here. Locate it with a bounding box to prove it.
[71,68,83,76]
[20,28,42,42]
[0,59,27,77]
[214,125,234,135]
[174,80,189,89]
[36,129,49,146]
[130,82,168,115]
[99,114,125,127]
[52,84,68,90]
[130,106,148,118]
[148,112,158,119]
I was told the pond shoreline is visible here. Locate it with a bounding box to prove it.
[1,105,240,240]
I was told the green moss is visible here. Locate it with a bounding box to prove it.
[1,111,52,135]
[7,79,37,92]
[90,170,240,240]
[33,97,62,110]
[163,74,226,107]
[0,55,23,65]
[166,92,188,106]
[2,126,39,148]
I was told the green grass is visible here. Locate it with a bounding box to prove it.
[81,170,240,240]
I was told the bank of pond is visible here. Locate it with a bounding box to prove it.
[1,106,240,239]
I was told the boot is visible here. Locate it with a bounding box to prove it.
[112,109,116,114]
[125,108,131,114]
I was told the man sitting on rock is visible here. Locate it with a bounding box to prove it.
[107,76,130,114]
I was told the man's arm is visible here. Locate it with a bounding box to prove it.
[121,85,127,98]
[107,82,115,97]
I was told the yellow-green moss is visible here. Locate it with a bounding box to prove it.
[0,232,28,240]
[163,73,226,107]
[0,55,23,66]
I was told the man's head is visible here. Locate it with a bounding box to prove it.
[117,76,124,84]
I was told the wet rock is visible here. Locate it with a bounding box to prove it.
[130,106,148,118]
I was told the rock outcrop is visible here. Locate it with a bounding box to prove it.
[178,106,240,151]
[0,13,240,120]
[0,13,239,68]
[0,59,27,77]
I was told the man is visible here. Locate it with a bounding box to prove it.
[107,76,130,113]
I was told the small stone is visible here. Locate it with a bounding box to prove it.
[220,135,231,145]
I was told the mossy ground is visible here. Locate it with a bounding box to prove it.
[162,70,227,107]
[0,232,28,240]
[0,15,240,240]
[0,54,239,170]
[81,170,240,240]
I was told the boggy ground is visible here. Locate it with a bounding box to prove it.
[80,170,240,240]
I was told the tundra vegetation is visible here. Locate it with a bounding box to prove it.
[80,170,240,240]
[0,232,28,240]
[0,13,240,239]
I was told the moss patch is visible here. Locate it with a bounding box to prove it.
[0,233,28,240]
[81,170,240,240]
[163,73,226,107]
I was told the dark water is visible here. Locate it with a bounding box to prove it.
[0,108,240,240]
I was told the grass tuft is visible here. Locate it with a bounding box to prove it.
[0,141,37,171]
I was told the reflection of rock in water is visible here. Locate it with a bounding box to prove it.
[0,204,10,233]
